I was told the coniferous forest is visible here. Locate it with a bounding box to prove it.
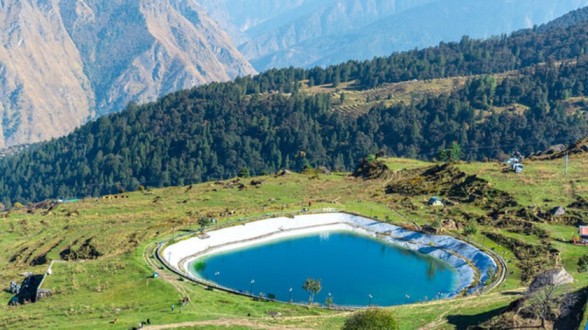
[1,8,588,206]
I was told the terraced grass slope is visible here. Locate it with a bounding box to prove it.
[300,70,587,120]
[0,154,586,329]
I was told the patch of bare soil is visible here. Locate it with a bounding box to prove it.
[143,318,314,330]
[60,237,103,261]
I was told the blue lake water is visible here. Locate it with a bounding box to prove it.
[191,231,458,306]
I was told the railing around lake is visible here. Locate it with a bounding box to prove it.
[153,208,506,309]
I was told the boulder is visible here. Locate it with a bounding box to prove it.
[316,166,331,175]
[528,268,573,293]
[442,219,459,230]
[550,206,566,217]
[547,144,566,154]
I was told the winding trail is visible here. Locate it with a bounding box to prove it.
[144,243,188,297]
[143,318,309,330]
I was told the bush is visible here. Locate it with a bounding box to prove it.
[578,254,588,273]
[238,167,250,178]
[343,309,399,330]
[462,220,477,236]
[365,154,377,163]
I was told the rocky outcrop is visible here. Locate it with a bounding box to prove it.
[0,0,256,147]
[386,164,518,210]
[528,268,574,293]
[352,158,390,179]
[529,137,588,160]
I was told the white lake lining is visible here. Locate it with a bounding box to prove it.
[163,212,498,297]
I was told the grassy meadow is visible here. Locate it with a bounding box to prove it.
[0,155,587,329]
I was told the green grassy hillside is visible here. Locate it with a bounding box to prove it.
[0,154,587,329]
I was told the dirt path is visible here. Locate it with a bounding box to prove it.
[144,243,188,297]
[143,313,353,330]
[143,318,313,330]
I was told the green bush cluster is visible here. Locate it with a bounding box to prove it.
[343,309,399,330]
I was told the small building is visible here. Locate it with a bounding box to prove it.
[428,196,444,207]
[580,226,588,244]
[512,163,524,173]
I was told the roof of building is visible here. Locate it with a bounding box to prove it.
[580,226,588,236]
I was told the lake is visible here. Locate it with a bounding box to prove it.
[191,231,458,306]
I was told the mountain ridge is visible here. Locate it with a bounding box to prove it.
[0,9,587,206]
[202,0,588,70]
[0,0,93,148]
[0,0,255,148]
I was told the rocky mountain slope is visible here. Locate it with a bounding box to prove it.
[0,0,255,148]
[201,0,588,70]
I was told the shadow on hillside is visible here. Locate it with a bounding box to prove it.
[553,287,588,330]
[7,274,44,306]
[446,305,507,330]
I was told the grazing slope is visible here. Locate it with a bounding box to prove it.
[0,155,586,329]
[0,0,255,147]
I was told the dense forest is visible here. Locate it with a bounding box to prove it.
[233,6,588,92]
[1,8,588,206]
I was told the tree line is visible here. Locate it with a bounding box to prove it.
[233,8,588,93]
[0,13,588,206]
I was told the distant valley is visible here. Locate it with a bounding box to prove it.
[201,0,588,70]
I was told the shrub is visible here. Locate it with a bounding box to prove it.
[343,309,399,330]
[578,254,588,273]
[238,167,250,178]
[463,220,477,236]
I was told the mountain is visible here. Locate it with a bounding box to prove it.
[0,0,255,148]
[0,8,587,206]
[201,0,588,70]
